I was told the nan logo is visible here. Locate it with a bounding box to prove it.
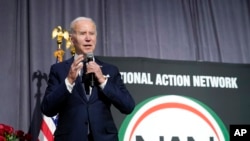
[119,95,229,141]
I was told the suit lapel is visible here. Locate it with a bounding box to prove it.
[75,76,89,101]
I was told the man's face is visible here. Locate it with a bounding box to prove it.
[71,20,97,55]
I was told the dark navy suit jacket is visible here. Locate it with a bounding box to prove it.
[41,57,135,141]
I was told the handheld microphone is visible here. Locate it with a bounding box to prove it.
[86,53,95,87]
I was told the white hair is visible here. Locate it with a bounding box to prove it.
[70,17,97,33]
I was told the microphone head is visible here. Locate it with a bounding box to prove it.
[86,53,94,62]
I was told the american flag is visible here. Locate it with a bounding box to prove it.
[38,115,58,141]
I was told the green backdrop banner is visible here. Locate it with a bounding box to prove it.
[98,56,250,130]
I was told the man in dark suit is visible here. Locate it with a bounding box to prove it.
[41,17,135,141]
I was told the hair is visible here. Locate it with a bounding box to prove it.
[70,17,97,34]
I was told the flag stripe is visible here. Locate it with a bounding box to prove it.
[38,131,48,141]
[40,118,54,141]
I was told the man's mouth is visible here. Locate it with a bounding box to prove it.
[84,45,92,47]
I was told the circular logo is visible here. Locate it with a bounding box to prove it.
[119,95,229,141]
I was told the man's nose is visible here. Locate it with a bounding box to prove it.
[85,34,91,40]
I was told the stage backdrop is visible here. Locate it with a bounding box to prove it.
[96,56,250,140]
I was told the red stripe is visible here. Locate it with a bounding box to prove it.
[41,119,54,141]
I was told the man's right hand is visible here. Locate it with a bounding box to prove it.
[67,54,84,84]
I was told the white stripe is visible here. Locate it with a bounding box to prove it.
[38,130,48,141]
